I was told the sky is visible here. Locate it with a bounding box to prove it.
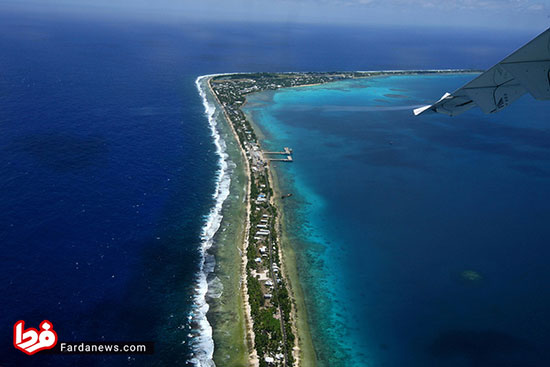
[1,0,549,30]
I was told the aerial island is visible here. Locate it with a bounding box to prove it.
[204,70,476,367]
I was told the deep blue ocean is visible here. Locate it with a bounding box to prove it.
[0,9,546,366]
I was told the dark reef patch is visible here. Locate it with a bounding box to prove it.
[384,93,409,99]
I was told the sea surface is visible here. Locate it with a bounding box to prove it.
[0,8,545,366]
[244,75,550,366]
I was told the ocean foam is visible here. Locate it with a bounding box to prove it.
[207,276,224,300]
[190,75,233,367]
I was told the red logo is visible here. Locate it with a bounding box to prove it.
[13,320,58,355]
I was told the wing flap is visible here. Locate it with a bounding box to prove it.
[501,61,550,100]
[414,92,476,116]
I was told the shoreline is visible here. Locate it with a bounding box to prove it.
[197,69,479,366]
[267,155,316,367]
[193,76,230,367]
[246,113,316,367]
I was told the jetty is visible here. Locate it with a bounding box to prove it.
[268,156,293,162]
[264,147,293,162]
[264,147,292,155]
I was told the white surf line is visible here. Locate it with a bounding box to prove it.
[190,75,233,367]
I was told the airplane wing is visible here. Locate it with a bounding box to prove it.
[414,27,550,116]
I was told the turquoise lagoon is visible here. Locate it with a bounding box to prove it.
[244,74,550,367]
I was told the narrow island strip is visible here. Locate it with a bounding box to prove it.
[205,70,478,367]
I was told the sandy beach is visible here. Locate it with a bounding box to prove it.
[266,163,316,367]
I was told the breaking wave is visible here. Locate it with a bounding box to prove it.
[189,75,232,367]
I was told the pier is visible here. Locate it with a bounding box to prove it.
[268,156,293,162]
[264,147,293,162]
[264,147,292,155]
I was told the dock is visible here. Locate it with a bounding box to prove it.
[263,147,293,162]
[263,147,292,155]
[268,156,293,162]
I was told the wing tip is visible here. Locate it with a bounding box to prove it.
[413,105,433,116]
[413,92,453,116]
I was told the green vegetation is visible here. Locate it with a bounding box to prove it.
[211,73,314,366]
